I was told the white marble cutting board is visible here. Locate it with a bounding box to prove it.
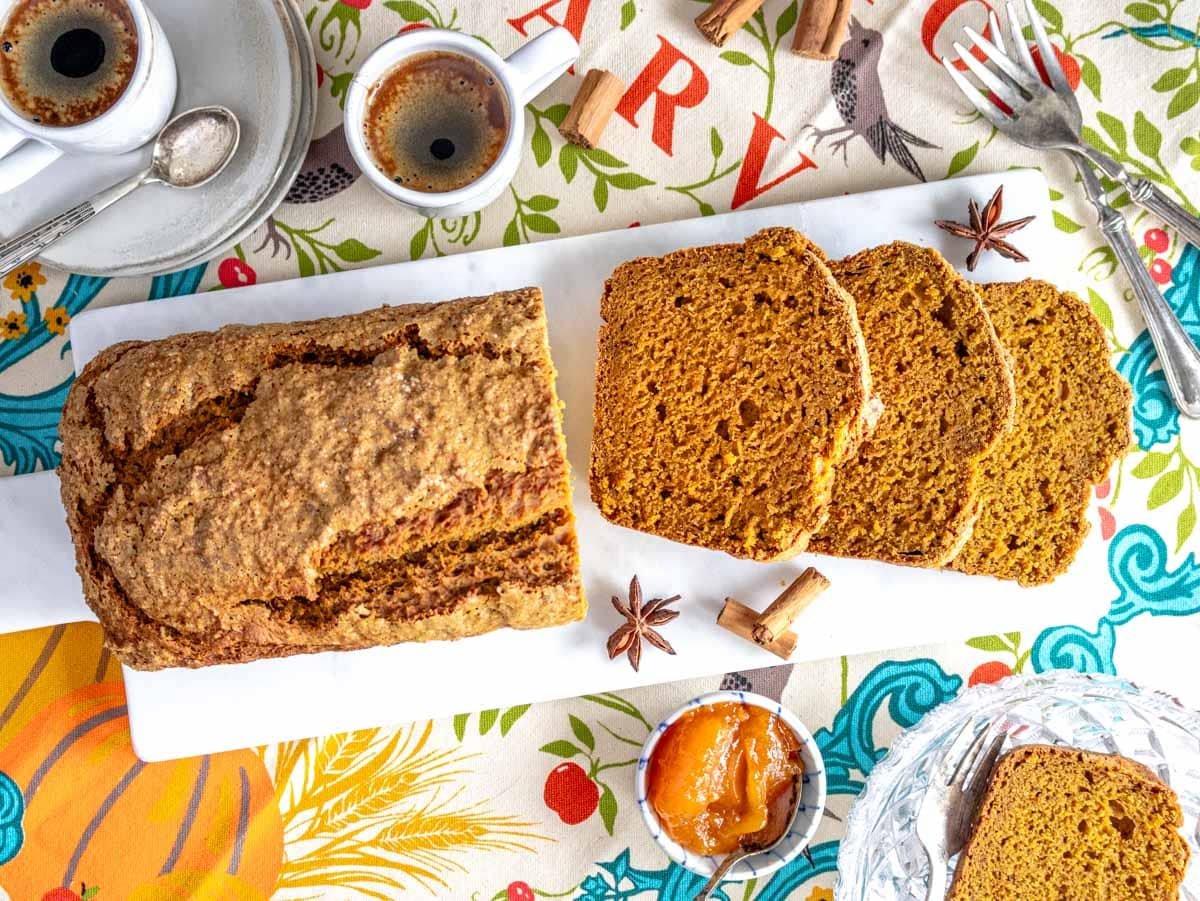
[0,170,1112,761]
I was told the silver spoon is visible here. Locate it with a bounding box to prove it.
[0,106,240,278]
[694,774,804,900]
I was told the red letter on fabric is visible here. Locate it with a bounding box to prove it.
[507,0,592,43]
[616,36,709,156]
[731,113,817,209]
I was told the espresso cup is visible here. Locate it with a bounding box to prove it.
[345,27,579,218]
[0,0,177,193]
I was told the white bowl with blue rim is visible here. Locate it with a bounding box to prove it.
[635,689,827,879]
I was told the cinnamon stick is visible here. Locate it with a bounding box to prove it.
[716,567,830,660]
[718,598,799,660]
[559,69,625,149]
[751,567,829,645]
[793,0,854,60]
[694,0,767,47]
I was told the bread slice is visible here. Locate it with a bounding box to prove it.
[589,227,876,561]
[952,281,1133,585]
[58,290,585,670]
[948,745,1189,900]
[809,242,1015,566]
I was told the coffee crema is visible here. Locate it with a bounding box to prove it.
[364,50,508,194]
[0,0,138,127]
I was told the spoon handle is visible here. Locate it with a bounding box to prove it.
[695,849,752,900]
[0,170,149,278]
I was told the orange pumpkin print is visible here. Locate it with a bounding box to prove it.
[0,682,282,898]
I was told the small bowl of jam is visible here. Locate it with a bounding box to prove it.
[636,690,826,879]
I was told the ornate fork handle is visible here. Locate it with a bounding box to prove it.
[1078,159,1200,418]
[1077,145,1200,251]
[0,201,99,276]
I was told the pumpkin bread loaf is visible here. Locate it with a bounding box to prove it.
[58,290,585,670]
[952,281,1132,585]
[589,227,876,561]
[948,745,1189,900]
[810,242,1016,566]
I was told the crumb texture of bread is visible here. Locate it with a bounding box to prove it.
[947,744,1189,901]
[588,227,875,561]
[810,242,1016,567]
[951,280,1132,585]
[57,290,584,670]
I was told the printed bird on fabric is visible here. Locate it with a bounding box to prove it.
[804,18,938,182]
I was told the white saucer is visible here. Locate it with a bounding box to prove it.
[0,0,316,277]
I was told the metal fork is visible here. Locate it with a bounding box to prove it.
[914,722,1007,901]
[942,1,1200,418]
[943,0,1200,251]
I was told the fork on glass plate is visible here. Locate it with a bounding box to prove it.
[914,721,1007,901]
[940,0,1200,418]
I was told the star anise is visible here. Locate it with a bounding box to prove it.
[934,186,1035,272]
[606,576,680,672]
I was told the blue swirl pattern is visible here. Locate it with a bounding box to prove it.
[0,770,24,865]
[1034,524,1200,674]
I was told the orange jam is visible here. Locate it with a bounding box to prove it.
[646,701,803,855]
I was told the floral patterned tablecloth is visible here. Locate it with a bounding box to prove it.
[1,0,1199,898]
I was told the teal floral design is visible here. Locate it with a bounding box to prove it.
[1033,524,1200,673]
[0,770,24,865]
[1119,243,1199,448]
[814,659,962,796]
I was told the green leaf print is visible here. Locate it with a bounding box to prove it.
[1079,56,1101,101]
[1152,67,1190,92]
[1178,503,1197,553]
[1132,451,1171,478]
[1096,112,1127,152]
[1148,469,1184,509]
[532,122,552,167]
[525,194,559,212]
[384,0,430,21]
[720,50,755,66]
[597,784,618,834]
[569,715,596,751]
[479,708,500,734]
[1087,289,1115,332]
[1168,83,1200,119]
[585,148,626,168]
[947,141,980,178]
[296,245,316,279]
[1032,0,1062,30]
[525,214,561,234]
[710,126,724,161]
[544,104,570,127]
[540,740,581,758]
[332,238,381,263]
[499,705,530,736]
[409,224,429,261]
[453,713,469,741]
[608,172,655,190]
[559,146,579,183]
[1123,2,1159,22]
[1133,112,1163,158]
[620,0,636,30]
[966,635,1010,652]
[1053,211,1084,233]
[775,0,798,40]
[594,178,609,212]
[503,219,521,247]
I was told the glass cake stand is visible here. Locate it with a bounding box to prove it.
[836,671,1200,900]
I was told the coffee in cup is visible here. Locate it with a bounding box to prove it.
[0,0,139,127]
[363,50,508,195]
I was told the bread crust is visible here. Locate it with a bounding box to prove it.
[58,290,584,670]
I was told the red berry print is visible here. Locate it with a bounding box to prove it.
[316,64,325,89]
[1149,259,1172,285]
[507,882,536,901]
[1094,478,1111,500]
[1030,44,1081,91]
[398,22,430,34]
[968,661,1013,687]
[217,258,257,289]
[1098,507,1116,541]
[41,889,82,901]
[1144,228,1169,254]
[339,0,372,9]
[543,762,599,825]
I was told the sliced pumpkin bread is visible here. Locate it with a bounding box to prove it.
[948,745,1189,900]
[951,280,1133,585]
[809,242,1016,566]
[589,227,876,561]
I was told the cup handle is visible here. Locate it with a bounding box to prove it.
[503,26,580,105]
[0,138,62,193]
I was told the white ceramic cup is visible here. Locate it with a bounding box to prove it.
[345,27,579,218]
[0,0,177,193]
